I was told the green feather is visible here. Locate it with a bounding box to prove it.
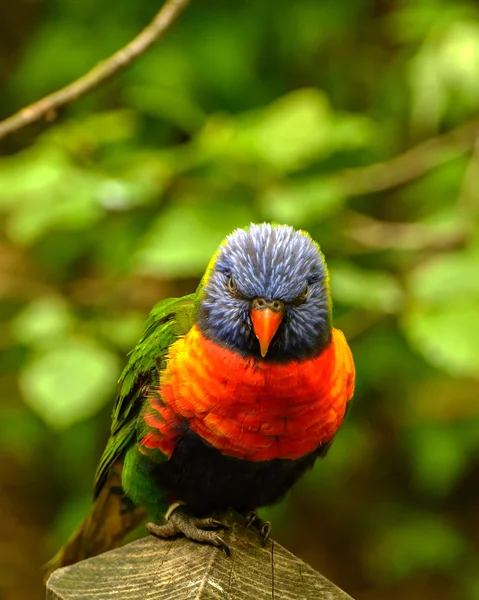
[94,294,197,497]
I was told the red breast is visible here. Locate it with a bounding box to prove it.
[142,325,355,461]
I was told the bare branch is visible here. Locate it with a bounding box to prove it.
[340,123,479,252]
[457,135,479,219]
[0,0,191,141]
[344,210,469,252]
[338,119,479,196]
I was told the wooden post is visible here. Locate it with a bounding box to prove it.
[46,509,354,600]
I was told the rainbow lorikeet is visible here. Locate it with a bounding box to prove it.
[52,223,354,568]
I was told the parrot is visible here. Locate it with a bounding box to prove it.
[49,223,355,570]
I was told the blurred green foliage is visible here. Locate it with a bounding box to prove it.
[0,0,479,599]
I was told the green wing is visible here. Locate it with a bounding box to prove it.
[94,294,197,497]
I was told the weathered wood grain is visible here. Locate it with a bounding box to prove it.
[46,509,353,600]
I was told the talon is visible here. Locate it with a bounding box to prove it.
[260,522,271,545]
[218,538,231,557]
[212,519,227,529]
[244,511,257,528]
[195,517,225,529]
[243,510,272,545]
[147,505,230,555]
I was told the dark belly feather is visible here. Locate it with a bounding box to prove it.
[146,422,330,515]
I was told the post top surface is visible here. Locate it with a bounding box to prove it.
[47,510,354,600]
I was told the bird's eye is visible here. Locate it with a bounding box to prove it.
[293,284,309,305]
[227,275,246,299]
[227,276,237,293]
[299,284,309,299]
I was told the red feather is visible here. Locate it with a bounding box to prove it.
[142,325,355,461]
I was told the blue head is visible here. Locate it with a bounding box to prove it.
[197,224,332,362]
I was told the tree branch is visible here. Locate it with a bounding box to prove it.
[457,135,479,219]
[340,124,479,252]
[338,118,479,196]
[344,210,470,252]
[0,0,191,142]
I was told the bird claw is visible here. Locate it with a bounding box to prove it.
[245,510,257,528]
[260,522,272,545]
[244,510,271,545]
[147,506,230,556]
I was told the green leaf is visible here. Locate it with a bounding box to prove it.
[12,296,73,347]
[0,146,66,208]
[126,85,205,133]
[7,186,103,245]
[405,302,479,377]
[0,144,104,244]
[261,177,345,226]
[36,111,139,159]
[409,20,479,131]
[60,110,138,146]
[407,252,479,306]
[331,111,376,150]
[330,262,404,313]
[20,339,120,429]
[97,312,145,350]
[134,198,256,278]
[233,89,335,171]
[403,251,479,377]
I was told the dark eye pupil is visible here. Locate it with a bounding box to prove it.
[228,276,236,291]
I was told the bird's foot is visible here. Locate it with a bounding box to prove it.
[244,510,271,545]
[146,503,230,556]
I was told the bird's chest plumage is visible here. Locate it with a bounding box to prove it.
[141,325,353,462]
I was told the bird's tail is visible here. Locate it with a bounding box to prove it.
[44,469,146,580]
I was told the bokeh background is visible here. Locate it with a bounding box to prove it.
[1,0,479,598]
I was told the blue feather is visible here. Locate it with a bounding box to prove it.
[197,223,332,361]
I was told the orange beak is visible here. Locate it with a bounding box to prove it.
[250,307,284,358]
